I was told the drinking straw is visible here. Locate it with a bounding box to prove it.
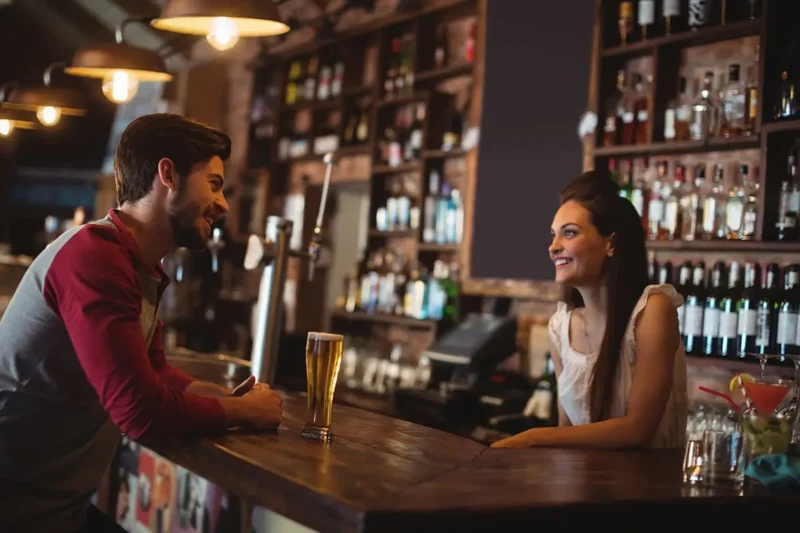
[698,386,741,414]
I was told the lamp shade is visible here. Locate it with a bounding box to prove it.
[64,43,173,82]
[150,0,291,36]
[2,86,86,116]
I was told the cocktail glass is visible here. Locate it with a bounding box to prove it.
[739,377,793,482]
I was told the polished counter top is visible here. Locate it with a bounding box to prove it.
[142,391,797,533]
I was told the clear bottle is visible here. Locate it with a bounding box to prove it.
[675,76,693,141]
[699,163,726,240]
[776,148,798,241]
[725,165,747,240]
[690,73,714,141]
[744,63,759,136]
[647,160,668,240]
[681,164,705,241]
[663,164,687,240]
[740,165,758,240]
[721,64,746,138]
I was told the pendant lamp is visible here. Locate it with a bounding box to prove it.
[0,65,87,127]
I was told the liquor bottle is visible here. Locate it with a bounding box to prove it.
[703,261,725,356]
[632,74,651,144]
[663,164,686,240]
[406,104,425,162]
[676,261,693,336]
[434,24,449,68]
[662,0,683,35]
[675,77,693,141]
[737,262,761,357]
[620,74,640,145]
[604,70,627,146]
[724,164,747,239]
[331,62,344,98]
[744,63,758,136]
[776,71,797,120]
[777,265,800,357]
[658,260,674,285]
[638,0,655,39]
[618,160,634,200]
[464,20,476,62]
[384,38,402,98]
[721,63,745,138]
[699,163,726,240]
[683,262,707,355]
[423,170,440,243]
[718,262,741,357]
[680,163,705,241]
[647,160,667,240]
[740,164,758,240]
[619,1,635,45]
[305,57,319,101]
[688,0,713,30]
[777,147,798,241]
[690,73,714,140]
[755,263,781,356]
[648,251,659,283]
[630,159,649,221]
[285,60,302,105]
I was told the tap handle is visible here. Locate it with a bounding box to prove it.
[307,152,336,281]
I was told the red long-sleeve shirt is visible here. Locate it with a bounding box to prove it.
[0,210,225,532]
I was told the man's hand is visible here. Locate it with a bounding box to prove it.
[231,375,271,397]
[237,387,283,430]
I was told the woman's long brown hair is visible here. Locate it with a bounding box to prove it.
[558,171,649,422]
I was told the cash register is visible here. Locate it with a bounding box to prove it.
[394,302,535,433]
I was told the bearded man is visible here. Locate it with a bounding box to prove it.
[0,114,283,533]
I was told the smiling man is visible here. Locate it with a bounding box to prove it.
[0,114,283,533]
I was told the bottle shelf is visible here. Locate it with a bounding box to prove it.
[762,119,800,134]
[368,229,418,238]
[422,149,469,159]
[594,135,760,157]
[602,18,761,58]
[418,243,459,253]
[415,61,474,83]
[647,240,800,253]
[372,162,421,174]
[376,92,429,108]
[329,309,436,329]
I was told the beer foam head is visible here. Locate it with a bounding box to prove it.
[307,332,344,342]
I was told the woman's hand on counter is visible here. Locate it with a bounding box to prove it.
[490,431,537,448]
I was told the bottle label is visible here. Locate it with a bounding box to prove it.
[726,200,744,232]
[684,305,704,337]
[410,129,423,150]
[676,105,691,122]
[719,311,738,339]
[648,198,665,223]
[677,305,685,336]
[701,198,718,233]
[738,308,757,336]
[664,202,679,233]
[703,307,721,338]
[688,0,710,26]
[637,109,649,123]
[664,109,676,139]
[605,116,617,133]
[638,0,655,25]
[790,190,800,213]
[742,211,756,236]
[724,95,746,121]
[631,190,645,217]
[663,0,680,17]
[748,92,759,119]
[777,311,798,346]
[756,308,771,347]
[623,112,635,124]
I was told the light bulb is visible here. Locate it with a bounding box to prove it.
[36,106,61,126]
[207,17,240,51]
[0,120,13,137]
[102,70,139,104]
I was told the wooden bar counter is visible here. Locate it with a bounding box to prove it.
[139,391,798,532]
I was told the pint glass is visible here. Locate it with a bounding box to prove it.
[301,332,344,441]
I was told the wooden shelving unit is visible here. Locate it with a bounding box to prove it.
[592,0,800,251]
[245,1,480,335]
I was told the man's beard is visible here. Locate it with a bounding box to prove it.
[168,193,206,249]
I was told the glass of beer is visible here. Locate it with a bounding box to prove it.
[301,332,344,441]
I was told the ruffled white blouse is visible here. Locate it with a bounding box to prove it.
[549,284,688,449]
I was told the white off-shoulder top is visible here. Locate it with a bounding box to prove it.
[549,284,688,449]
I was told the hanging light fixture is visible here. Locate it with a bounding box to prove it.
[64,19,174,104]
[150,0,291,51]
[0,66,87,127]
[0,107,38,137]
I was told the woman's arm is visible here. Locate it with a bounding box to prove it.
[492,293,678,449]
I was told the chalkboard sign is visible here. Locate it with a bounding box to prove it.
[470,2,595,282]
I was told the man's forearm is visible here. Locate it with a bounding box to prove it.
[185,380,233,397]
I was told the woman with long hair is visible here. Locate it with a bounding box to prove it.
[492,171,687,449]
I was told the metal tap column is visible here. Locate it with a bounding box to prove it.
[249,216,293,385]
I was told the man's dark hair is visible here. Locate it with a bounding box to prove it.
[114,113,232,205]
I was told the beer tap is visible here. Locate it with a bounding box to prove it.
[243,152,337,384]
[207,227,225,273]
